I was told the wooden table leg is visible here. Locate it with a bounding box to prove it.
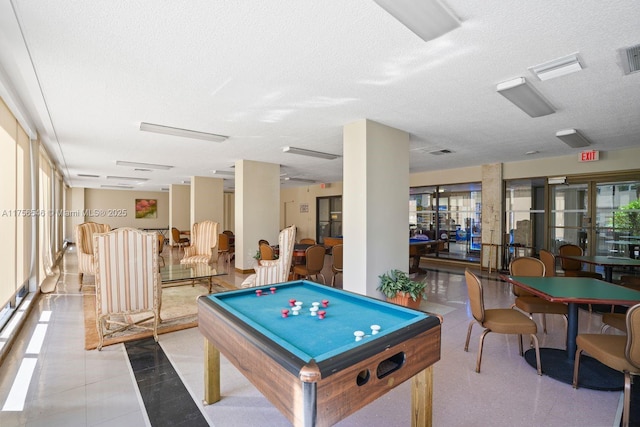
[411,365,433,427]
[203,338,221,405]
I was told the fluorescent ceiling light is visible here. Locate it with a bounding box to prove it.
[496,77,555,117]
[139,122,228,142]
[101,184,134,189]
[106,176,148,182]
[284,177,316,184]
[373,0,460,42]
[282,146,339,160]
[116,160,173,170]
[77,174,100,178]
[212,170,235,177]
[530,53,583,81]
[555,129,591,148]
[548,176,567,185]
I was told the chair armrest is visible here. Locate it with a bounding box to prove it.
[183,246,197,257]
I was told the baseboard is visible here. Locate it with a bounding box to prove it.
[235,267,256,274]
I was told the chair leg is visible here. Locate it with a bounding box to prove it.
[623,372,631,427]
[476,329,491,373]
[518,334,524,356]
[541,313,547,334]
[529,334,542,375]
[572,348,584,388]
[78,273,84,290]
[464,321,475,351]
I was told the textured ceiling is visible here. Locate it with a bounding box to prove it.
[1,0,639,191]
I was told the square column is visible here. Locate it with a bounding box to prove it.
[343,119,410,297]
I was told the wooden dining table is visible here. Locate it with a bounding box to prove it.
[555,254,640,283]
[502,275,640,390]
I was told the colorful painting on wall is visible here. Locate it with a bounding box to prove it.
[135,199,157,219]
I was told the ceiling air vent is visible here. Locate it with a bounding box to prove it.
[622,44,640,74]
[429,149,452,155]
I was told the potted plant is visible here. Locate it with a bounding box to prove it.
[377,269,426,309]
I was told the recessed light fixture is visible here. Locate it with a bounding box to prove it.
[373,0,460,42]
[529,53,583,81]
[140,122,228,142]
[116,160,173,170]
[555,129,591,148]
[284,177,316,184]
[496,77,555,117]
[106,176,149,182]
[182,180,191,184]
[525,150,539,155]
[282,146,339,160]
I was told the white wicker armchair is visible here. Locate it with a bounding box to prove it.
[242,225,296,288]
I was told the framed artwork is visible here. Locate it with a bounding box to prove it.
[135,199,158,218]
[299,203,309,213]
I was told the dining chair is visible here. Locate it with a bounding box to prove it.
[222,230,234,237]
[509,257,568,334]
[292,244,326,284]
[171,227,190,253]
[93,228,160,350]
[241,225,296,288]
[76,221,111,291]
[464,269,541,374]
[259,242,275,263]
[299,238,316,245]
[157,232,165,267]
[539,249,556,277]
[601,276,640,333]
[573,303,640,427]
[258,239,270,247]
[217,233,233,265]
[558,244,602,279]
[330,244,343,287]
[181,221,219,264]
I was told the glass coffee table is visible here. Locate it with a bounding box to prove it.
[160,263,230,293]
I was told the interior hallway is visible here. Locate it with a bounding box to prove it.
[0,245,626,426]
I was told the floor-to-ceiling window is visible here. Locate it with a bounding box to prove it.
[504,178,546,264]
[410,183,482,263]
[316,196,342,244]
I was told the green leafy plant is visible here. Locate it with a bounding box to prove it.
[377,269,426,302]
[612,199,640,234]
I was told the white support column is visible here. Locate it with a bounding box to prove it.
[190,176,224,228]
[234,160,280,272]
[343,119,410,298]
[169,184,190,244]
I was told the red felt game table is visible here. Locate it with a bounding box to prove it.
[198,280,441,427]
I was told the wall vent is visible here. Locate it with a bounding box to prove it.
[623,44,640,74]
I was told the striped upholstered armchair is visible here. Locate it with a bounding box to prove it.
[181,220,219,264]
[93,227,160,350]
[76,222,111,290]
[242,225,296,288]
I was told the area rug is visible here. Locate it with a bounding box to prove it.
[84,278,236,350]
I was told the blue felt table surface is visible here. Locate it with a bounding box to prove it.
[205,280,428,363]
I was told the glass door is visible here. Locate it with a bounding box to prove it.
[316,196,342,244]
[549,183,590,253]
[594,181,640,258]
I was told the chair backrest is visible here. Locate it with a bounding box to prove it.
[190,221,219,256]
[539,249,556,277]
[254,225,296,285]
[625,303,640,370]
[171,227,182,243]
[332,244,343,271]
[258,239,269,247]
[509,257,544,297]
[259,243,275,261]
[465,269,485,323]
[93,227,159,317]
[305,244,326,272]
[157,232,164,254]
[222,230,234,237]
[218,233,229,251]
[559,244,583,271]
[300,238,316,245]
[77,222,111,255]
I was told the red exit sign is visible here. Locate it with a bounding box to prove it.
[579,150,599,162]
